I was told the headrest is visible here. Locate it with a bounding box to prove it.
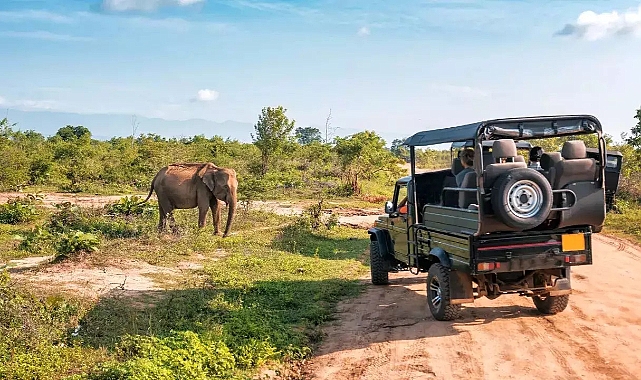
[540,152,562,171]
[451,157,463,175]
[561,140,587,159]
[514,155,525,163]
[492,139,517,159]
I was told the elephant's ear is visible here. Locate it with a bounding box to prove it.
[198,165,216,193]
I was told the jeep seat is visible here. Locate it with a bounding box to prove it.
[540,152,562,185]
[484,139,527,188]
[451,157,463,175]
[553,141,597,189]
[459,171,478,209]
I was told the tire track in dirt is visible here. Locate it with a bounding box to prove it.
[301,233,641,380]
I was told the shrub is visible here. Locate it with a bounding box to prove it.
[15,226,54,254]
[89,332,236,380]
[0,195,41,224]
[105,196,156,217]
[54,231,100,259]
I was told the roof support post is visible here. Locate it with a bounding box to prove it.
[410,146,418,224]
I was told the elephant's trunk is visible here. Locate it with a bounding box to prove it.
[223,197,236,237]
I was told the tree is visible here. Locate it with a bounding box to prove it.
[333,131,402,194]
[390,138,410,162]
[251,106,296,176]
[295,126,322,145]
[55,125,91,142]
[625,106,641,150]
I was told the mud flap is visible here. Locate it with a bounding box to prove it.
[548,277,572,296]
[449,269,475,305]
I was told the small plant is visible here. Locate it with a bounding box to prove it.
[54,230,100,259]
[15,226,54,254]
[0,195,40,224]
[105,195,155,217]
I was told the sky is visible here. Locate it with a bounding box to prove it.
[1,0,641,142]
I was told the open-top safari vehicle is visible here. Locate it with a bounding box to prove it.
[368,115,618,320]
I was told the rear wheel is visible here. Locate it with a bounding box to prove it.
[370,241,389,285]
[532,294,570,314]
[426,264,461,321]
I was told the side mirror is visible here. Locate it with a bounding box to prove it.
[384,201,394,214]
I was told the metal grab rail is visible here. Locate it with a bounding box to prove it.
[407,223,432,275]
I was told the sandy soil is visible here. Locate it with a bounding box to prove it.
[301,233,641,380]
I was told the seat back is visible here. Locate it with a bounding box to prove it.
[554,141,597,189]
[540,152,562,185]
[484,139,527,187]
[458,171,478,209]
[451,157,463,176]
[482,151,493,169]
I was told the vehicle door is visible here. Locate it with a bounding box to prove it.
[388,184,410,256]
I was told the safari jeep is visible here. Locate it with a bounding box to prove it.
[368,115,614,321]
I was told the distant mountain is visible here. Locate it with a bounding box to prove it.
[3,109,404,146]
[3,110,256,142]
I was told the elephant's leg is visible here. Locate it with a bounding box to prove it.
[158,203,166,232]
[197,196,210,229]
[210,199,221,235]
[158,197,176,234]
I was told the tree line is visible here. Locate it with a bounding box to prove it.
[1,106,640,204]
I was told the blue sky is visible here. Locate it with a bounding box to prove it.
[1,0,641,141]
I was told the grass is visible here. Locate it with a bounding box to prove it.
[0,197,371,379]
[603,200,641,244]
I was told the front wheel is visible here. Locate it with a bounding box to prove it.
[426,264,461,321]
[532,294,570,314]
[369,241,389,285]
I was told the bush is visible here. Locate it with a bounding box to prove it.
[0,195,41,224]
[54,231,101,259]
[88,332,236,380]
[105,196,156,217]
[15,226,54,254]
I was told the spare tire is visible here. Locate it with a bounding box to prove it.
[491,168,552,230]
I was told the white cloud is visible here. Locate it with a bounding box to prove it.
[0,97,59,111]
[0,10,73,23]
[0,31,93,42]
[357,26,370,36]
[556,5,641,41]
[193,89,219,102]
[101,0,205,12]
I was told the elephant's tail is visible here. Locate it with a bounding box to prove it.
[138,177,156,204]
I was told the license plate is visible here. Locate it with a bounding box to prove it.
[561,233,585,252]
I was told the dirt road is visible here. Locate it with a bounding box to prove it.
[302,233,641,380]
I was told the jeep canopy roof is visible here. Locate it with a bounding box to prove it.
[451,140,533,150]
[404,115,602,147]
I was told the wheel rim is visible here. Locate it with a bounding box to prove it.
[429,276,442,310]
[507,179,543,219]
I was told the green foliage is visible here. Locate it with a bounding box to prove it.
[390,138,409,162]
[0,195,41,224]
[295,126,322,145]
[333,131,403,194]
[251,106,296,176]
[624,106,641,150]
[89,332,236,380]
[105,196,156,217]
[0,271,105,379]
[54,230,101,259]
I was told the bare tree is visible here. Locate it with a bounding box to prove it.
[324,108,339,144]
[131,114,139,147]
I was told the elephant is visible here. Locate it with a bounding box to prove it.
[140,162,238,237]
